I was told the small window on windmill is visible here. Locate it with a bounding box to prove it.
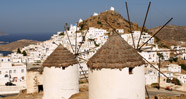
[129,67,134,74]
[62,67,65,70]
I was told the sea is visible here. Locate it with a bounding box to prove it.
[0,32,55,56]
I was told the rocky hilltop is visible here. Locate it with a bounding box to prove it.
[78,10,147,33]
[0,39,39,51]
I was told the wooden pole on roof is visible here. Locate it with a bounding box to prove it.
[64,23,75,53]
[136,2,151,49]
[138,18,173,51]
[76,30,88,54]
[125,2,136,48]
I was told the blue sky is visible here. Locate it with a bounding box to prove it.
[0,0,186,34]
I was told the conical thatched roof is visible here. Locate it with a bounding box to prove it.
[87,32,145,70]
[42,44,78,67]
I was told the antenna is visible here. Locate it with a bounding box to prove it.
[125,2,135,48]
[136,2,151,49]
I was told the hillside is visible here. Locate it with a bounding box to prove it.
[0,39,39,51]
[78,10,146,33]
[149,25,186,46]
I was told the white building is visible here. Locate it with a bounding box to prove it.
[87,33,145,99]
[0,57,26,88]
[26,67,43,94]
[121,31,155,48]
[166,64,181,73]
[110,6,115,11]
[93,12,98,16]
[42,45,79,99]
[145,67,158,85]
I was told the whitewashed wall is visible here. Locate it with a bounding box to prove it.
[89,65,145,99]
[26,71,43,93]
[43,65,79,99]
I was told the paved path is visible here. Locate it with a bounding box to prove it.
[147,88,186,97]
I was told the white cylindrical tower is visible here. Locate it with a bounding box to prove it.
[87,33,145,99]
[42,44,79,99]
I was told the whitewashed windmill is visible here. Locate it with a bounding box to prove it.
[42,44,79,99]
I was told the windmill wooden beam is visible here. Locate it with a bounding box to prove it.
[76,30,88,54]
[78,62,88,82]
[75,24,78,54]
[138,18,173,51]
[64,23,75,53]
[125,2,135,48]
[142,49,183,52]
[136,2,151,49]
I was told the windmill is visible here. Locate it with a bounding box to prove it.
[102,1,174,98]
[124,1,177,98]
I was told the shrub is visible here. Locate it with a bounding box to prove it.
[171,78,181,85]
[94,41,99,47]
[22,50,27,56]
[169,57,178,63]
[179,64,186,71]
[17,48,21,54]
[154,36,160,43]
[59,32,64,36]
[97,21,102,25]
[151,83,159,88]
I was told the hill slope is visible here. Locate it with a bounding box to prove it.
[149,25,186,46]
[79,10,146,33]
[0,39,39,51]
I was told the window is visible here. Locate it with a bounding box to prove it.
[129,67,134,74]
[62,67,65,70]
[5,74,8,77]
[21,69,24,73]
[14,70,16,73]
[9,70,12,74]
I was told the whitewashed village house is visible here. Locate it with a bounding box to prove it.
[87,33,145,99]
[42,44,79,99]
[0,56,26,88]
[145,66,158,85]
[166,64,181,73]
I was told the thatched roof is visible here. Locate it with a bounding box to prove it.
[42,44,78,67]
[87,32,145,70]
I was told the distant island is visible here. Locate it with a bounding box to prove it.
[0,39,39,51]
[0,32,8,36]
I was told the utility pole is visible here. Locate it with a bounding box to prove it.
[158,54,161,90]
